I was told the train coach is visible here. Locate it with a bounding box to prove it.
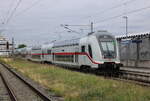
[18,31,123,72]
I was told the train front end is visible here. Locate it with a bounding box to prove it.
[95,31,122,71]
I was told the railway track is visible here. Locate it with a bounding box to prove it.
[1,59,149,98]
[0,73,17,101]
[68,66,150,86]
[117,70,150,86]
[0,63,53,101]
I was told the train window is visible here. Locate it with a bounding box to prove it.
[47,50,51,54]
[55,55,74,62]
[88,45,93,58]
[81,46,85,52]
[32,54,41,59]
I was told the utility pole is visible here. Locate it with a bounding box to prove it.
[123,16,129,66]
[91,22,94,33]
[123,16,128,37]
[12,37,14,57]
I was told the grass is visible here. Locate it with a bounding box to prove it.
[0,57,150,101]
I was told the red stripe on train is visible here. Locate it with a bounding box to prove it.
[31,52,101,64]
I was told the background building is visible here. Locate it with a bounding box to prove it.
[0,35,13,56]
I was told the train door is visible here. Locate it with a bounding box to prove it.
[79,44,92,67]
[41,50,44,61]
[88,44,93,59]
[79,45,86,65]
[87,44,94,66]
[47,49,52,62]
[75,47,79,64]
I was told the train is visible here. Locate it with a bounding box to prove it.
[15,31,123,72]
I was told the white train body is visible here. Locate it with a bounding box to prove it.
[30,46,42,62]
[17,31,122,70]
[41,44,53,62]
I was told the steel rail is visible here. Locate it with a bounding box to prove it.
[0,63,52,101]
[118,70,150,86]
[111,76,150,87]
[0,72,18,101]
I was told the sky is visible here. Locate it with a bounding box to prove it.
[0,0,150,46]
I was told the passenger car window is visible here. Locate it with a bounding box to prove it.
[47,50,51,54]
[81,46,85,52]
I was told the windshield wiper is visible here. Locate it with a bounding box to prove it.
[106,42,111,57]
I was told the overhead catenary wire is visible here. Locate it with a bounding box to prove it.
[1,0,149,36]
[0,0,42,26]
[0,13,5,24]
[1,0,138,27]
[3,0,17,25]
[71,0,138,31]
[13,0,42,17]
[82,0,138,20]
[0,15,3,24]
[2,0,43,29]
[5,0,22,25]
[94,5,150,28]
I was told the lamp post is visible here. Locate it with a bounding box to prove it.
[123,16,129,66]
[12,37,14,58]
[123,16,128,37]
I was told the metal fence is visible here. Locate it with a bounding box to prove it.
[119,38,150,61]
[117,32,150,68]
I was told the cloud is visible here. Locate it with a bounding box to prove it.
[0,0,150,45]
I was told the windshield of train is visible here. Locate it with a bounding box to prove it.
[101,41,114,51]
[100,41,116,58]
[98,34,117,59]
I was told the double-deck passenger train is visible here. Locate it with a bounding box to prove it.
[16,31,122,72]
